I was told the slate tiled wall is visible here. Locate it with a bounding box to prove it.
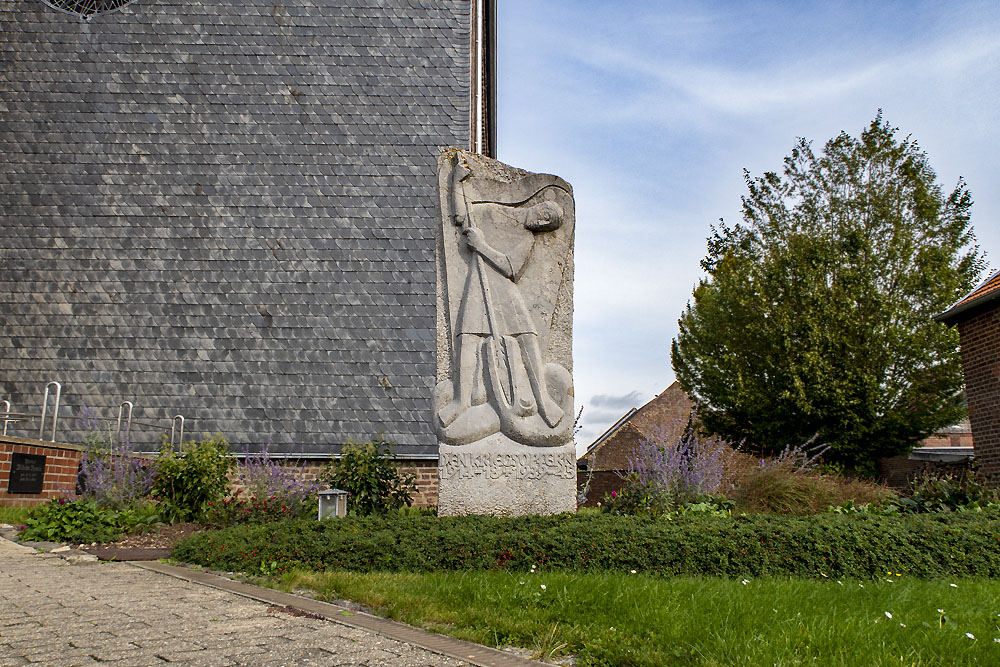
[0,0,471,456]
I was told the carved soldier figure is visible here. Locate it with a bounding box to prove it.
[438,199,566,431]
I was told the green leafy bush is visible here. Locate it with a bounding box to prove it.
[907,471,998,512]
[19,498,160,543]
[151,435,234,522]
[206,489,315,527]
[319,438,415,515]
[174,510,1000,579]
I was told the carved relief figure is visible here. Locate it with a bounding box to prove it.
[436,152,574,447]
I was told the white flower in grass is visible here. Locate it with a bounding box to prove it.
[938,609,944,614]
[966,632,975,640]
[885,612,893,619]
[741,579,750,585]
[630,569,637,574]
[993,638,999,643]
[950,583,958,588]
[540,584,546,591]
[899,623,906,627]
[837,581,843,585]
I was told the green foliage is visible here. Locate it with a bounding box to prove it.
[174,510,1000,579]
[151,435,234,522]
[19,498,160,543]
[319,438,415,516]
[671,114,985,469]
[907,471,997,512]
[206,489,315,527]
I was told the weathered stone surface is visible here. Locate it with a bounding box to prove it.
[438,438,577,516]
[435,150,575,515]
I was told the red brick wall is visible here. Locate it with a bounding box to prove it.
[0,437,84,506]
[231,458,440,508]
[958,308,1000,485]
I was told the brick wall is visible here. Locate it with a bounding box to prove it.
[231,458,440,508]
[877,456,975,490]
[958,308,1000,485]
[0,436,83,506]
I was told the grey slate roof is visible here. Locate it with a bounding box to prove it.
[0,0,471,456]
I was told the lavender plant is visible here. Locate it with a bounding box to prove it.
[75,403,157,510]
[237,443,322,506]
[207,444,322,526]
[608,421,730,515]
[756,437,830,473]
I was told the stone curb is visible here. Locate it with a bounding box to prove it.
[132,560,546,667]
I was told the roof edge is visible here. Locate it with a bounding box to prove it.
[936,269,1000,325]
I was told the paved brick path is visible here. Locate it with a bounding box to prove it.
[0,538,474,666]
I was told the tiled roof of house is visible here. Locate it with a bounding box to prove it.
[581,382,695,466]
[0,0,471,456]
[936,269,1000,325]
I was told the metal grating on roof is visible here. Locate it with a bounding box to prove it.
[39,0,138,18]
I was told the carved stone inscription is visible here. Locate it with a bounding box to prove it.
[441,449,576,481]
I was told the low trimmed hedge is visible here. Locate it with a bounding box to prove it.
[173,511,1000,578]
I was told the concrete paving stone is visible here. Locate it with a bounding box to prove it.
[19,648,102,664]
[0,537,484,667]
[0,656,31,667]
[96,657,170,667]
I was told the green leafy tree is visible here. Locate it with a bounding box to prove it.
[671,114,985,472]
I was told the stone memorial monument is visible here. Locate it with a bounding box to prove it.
[435,149,576,515]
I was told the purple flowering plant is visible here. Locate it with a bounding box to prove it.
[75,402,157,510]
[605,420,730,515]
[207,444,322,526]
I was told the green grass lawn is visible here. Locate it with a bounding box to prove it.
[269,570,1000,666]
[0,505,32,525]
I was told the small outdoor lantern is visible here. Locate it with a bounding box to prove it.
[317,488,349,519]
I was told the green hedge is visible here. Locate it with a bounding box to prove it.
[173,511,1000,578]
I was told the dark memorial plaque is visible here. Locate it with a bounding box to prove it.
[8,453,46,494]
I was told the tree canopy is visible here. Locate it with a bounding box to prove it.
[670,114,985,471]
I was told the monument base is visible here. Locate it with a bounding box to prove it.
[437,435,577,516]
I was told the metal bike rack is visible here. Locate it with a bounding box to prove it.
[2,400,15,436]
[170,414,184,449]
[116,401,134,445]
[39,381,61,442]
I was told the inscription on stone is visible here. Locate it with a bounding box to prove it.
[8,453,46,494]
[440,450,575,481]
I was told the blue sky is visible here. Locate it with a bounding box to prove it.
[496,1,1000,449]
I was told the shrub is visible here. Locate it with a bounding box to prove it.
[19,498,160,543]
[319,438,415,516]
[173,510,1000,579]
[729,441,891,515]
[78,441,157,510]
[151,435,234,522]
[906,470,998,512]
[73,403,157,508]
[605,422,730,515]
[207,446,322,527]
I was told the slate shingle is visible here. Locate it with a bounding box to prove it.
[0,0,470,456]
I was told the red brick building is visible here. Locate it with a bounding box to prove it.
[936,269,1000,485]
[577,382,695,505]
